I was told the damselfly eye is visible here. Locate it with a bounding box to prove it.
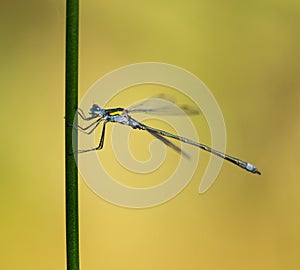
[89,104,103,115]
[92,104,100,110]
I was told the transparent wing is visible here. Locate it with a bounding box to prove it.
[146,128,190,159]
[126,97,200,116]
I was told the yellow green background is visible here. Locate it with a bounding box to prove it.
[1,0,300,269]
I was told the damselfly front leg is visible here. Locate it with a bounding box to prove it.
[77,107,98,121]
[74,107,104,134]
[75,118,103,134]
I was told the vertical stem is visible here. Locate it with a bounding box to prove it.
[65,0,79,269]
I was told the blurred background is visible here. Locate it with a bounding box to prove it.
[1,0,300,269]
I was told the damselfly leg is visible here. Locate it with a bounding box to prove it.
[77,121,107,154]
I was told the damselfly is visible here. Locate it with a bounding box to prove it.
[74,100,261,175]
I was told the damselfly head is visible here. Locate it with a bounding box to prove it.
[89,104,105,116]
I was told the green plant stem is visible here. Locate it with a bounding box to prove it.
[65,0,79,269]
